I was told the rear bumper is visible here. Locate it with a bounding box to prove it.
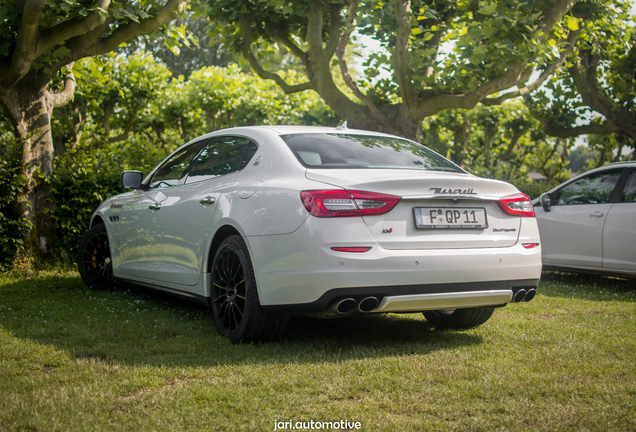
[247,215,542,311]
[261,279,539,316]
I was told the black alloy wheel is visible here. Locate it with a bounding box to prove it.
[210,235,288,343]
[77,224,114,289]
[211,243,248,336]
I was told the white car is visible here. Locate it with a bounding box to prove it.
[77,125,542,342]
[534,161,636,278]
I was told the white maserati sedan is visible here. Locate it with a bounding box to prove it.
[77,125,542,342]
[534,161,636,278]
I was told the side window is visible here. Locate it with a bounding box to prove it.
[185,137,257,184]
[621,170,636,203]
[553,169,622,205]
[148,141,208,189]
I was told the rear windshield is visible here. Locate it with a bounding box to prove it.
[281,133,464,173]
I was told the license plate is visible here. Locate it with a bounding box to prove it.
[414,207,488,229]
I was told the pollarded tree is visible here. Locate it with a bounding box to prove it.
[203,0,582,140]
[0,0,189,256]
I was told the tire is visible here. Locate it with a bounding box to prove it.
[77,223,114,290]
[210,235,288,343]
[423,306,495,329]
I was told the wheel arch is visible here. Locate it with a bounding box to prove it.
[206,224,243,274]
[90,216,105,228]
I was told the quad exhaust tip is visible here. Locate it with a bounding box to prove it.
[524,288,536,302]
[331,298,356,315]
[357,297,379,313]
[513,289,527,303]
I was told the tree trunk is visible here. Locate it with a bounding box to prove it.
[0,79,57,260]
[452,115,470,167]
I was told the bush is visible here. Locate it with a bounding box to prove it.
[0,155,30,271]
[48,147,124,257]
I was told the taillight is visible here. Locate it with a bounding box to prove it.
[497,193,535,217]
[301,190,400,217]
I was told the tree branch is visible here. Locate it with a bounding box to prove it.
[483,30,580,106]
[86,0,189,56]
[36,0,111,59]
[264,25,314,80]
[240,16,313,94]
[416,0,579,117]
[325,3,342,61]
[108,112,137,143]
[542,120,620,138]
[336,0,390,128]
[394,0,417,114]
[47,63,76,108]
[418,61,529,116]
[540,0,579,43]
[3,0,45,89]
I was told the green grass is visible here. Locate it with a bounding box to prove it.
[0,270,635,431]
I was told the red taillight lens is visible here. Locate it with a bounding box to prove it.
[301,190,401,217]
[497,193,535,217]
[522,243,540,249]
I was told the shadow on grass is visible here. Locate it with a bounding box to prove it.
[539,270,636,302]
[0,273,483,367]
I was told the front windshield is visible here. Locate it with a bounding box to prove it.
[281,133,465,173]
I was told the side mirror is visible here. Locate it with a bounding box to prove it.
[121,171,143,189]
[540,193,551,212]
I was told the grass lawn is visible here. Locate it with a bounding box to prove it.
[0,270,634,431]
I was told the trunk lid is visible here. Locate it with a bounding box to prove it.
[306,169,522,250]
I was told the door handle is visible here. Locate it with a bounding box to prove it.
[199,196,216,205]
[148,204,161,210]
[589,211,604,218]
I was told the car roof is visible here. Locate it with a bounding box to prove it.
[190,125,406,143]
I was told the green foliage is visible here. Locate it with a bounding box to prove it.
[48,148,123,258]
[0,1,194,71]
[0,140,30,271]
[423,102,571,198]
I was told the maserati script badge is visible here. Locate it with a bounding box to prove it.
[430,187,477,195]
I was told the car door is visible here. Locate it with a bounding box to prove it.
[117,141,207,281]
[603,168,636,272]
[158,136,259,288]
[538,168,623,268]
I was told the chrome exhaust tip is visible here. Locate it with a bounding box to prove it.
[331,298,356,315]
[512,289,527,303]
[524,288,536,302]
[357,297,379,313]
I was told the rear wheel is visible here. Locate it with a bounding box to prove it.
[423,306,495,329]
[77,224,114,290]
[210,235,288,343]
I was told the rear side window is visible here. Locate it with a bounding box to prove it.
[185,136,258,184]
[281,133,464,173]
[553,169,622,205]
